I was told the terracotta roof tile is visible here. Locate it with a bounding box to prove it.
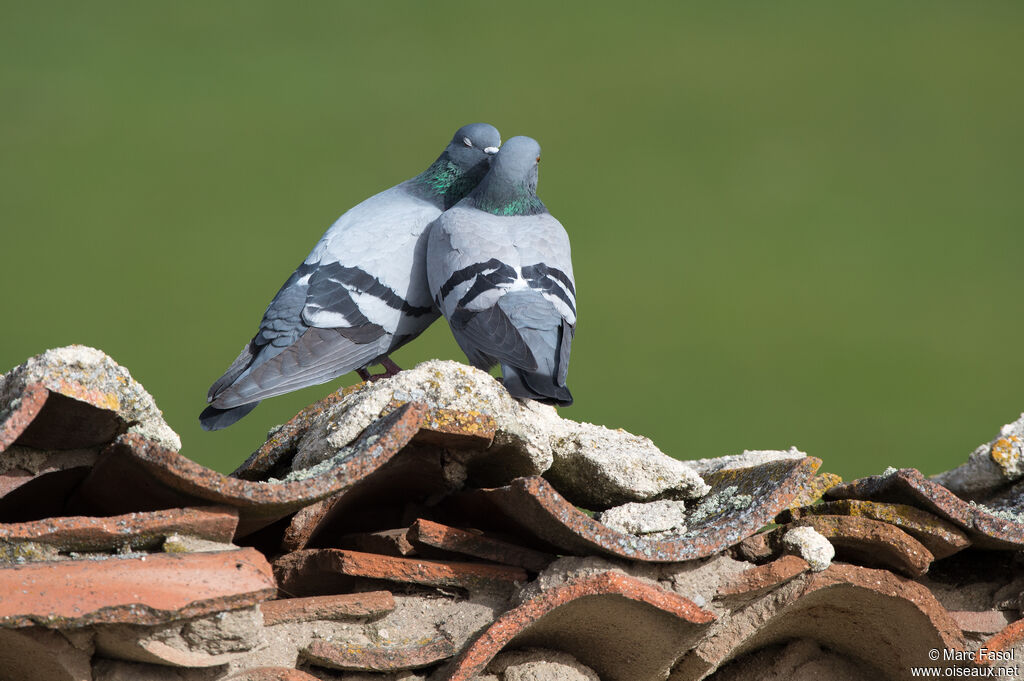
[0,448,97,523]
[826,468,1024,550]
[408,519,555,572]
[673,563,965,679]
[273,548,527,597]
[303,634,456,672]
[336,528,418,557]
[974,618,1024,665]
[785,472,843,510]
[0,505,238,556]
[261,591,395,625]
[789,514,934,577]
[0,383,50,452]
[225,668,323,681]
[716,555,811,600]
[451,457,821,563]
[0,547,274,627]
[438,571,715,681]
[70,402,426,537]
[779,499,971,559]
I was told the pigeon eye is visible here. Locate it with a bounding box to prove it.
[536,156,541,164]
[463,137,473,147]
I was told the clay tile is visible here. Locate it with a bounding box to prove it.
[0,383,50,453]
[273,548,527,597]
[68,402,427,537]
[410,404,497,450]
[231,390,349,481]
[303,635,456,672]
[336,528,417,557]
[974,619,1024,665]
[0,346,180,452]
[789,514,934,577]
[0,506,238,557]
[0,547,275,627]
[450,457,821,563]
[716,555,811,600]
[785,472,843,510]
[826,468,1024,550]
[225,668,323,681]
[261,591,395,625]
[408,519,555,572]
[672,563,966,680]
[437,571,715,681]
[780,499,971,559]
[0,446,98,523]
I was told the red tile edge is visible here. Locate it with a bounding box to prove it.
[443,571,715,681]
[0,383,49,453]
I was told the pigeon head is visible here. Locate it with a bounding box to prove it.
[468,136,547,217]
[415,123,501,208]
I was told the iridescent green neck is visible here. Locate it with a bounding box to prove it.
[413,154,483,208]
[470,177,547,216]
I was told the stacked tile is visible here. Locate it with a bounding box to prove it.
[3,347,1024,680]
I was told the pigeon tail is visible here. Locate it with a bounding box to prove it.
[199,401,260,431]
[501,364,573,406]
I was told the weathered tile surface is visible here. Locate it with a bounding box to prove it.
[0,547,275,627]
[789,514,934,577]
[274,548,527,597]
[672,563,965,680]
[780,499,971,559]
[408,519,555,572]
[261,591,395,625]
[453,457,821,563]
[826,468,1024,550]
[438,571,715,681]
[303,635,456,671]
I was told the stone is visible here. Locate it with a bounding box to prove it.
[0,345,180,451]
[781,526,834,572]
[487,648,600,681]
[933,412,1024,498]
[596,499,688,536]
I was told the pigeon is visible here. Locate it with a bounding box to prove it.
[200,123,502,430]
[426,135,575,405]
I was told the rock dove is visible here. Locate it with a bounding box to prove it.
[426,136,575,405]
[200,123,502,430]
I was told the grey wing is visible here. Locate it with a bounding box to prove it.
[206,261,392,409]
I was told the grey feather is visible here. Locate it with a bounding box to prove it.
[201,123,501,430]
[426,136,576,407]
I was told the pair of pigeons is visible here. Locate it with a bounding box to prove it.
[200,123,576,430]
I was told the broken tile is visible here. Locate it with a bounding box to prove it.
[274,548,527,597]
[0,547,275,627]
[948,610,1016,636]
[0,506,238,558]
[337,529,417,557]
[716,555,811,600]
[437,571,715,681]
[785,472,843,510]
[303,635,456,671]
[671,563,965,680]
[690,448,807,476]
[93,605,262,667]
[0,346,180,452]
[70,402,427,537]
[408,519,555,572]
[826,468,1024,550]
[779,499,971,559]
[224,669,323,681]
[452,457,821,563]
[411,405,497,451]
[933,412,1024,499]
[0,627,93,681]
[262,591,396,625]
[0,446,99,522]
[975,619,1024,665]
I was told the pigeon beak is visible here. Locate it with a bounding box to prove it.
[483,146,499,155]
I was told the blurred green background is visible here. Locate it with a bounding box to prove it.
[2,2,1022,480]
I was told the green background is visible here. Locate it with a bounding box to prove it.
[2,2,1022,481]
